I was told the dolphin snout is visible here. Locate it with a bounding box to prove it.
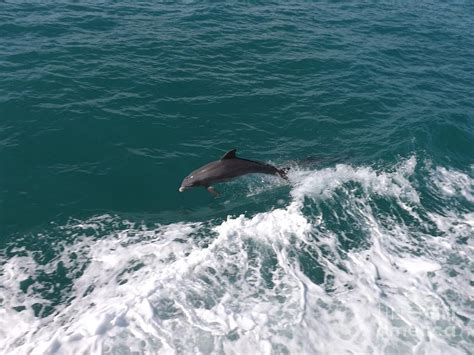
[179,187,186,192]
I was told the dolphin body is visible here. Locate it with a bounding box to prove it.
[179,149,287,196]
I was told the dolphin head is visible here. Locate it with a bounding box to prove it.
[179,173,201,192]
[179,161,220,192]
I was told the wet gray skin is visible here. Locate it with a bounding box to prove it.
[179,149,287,196]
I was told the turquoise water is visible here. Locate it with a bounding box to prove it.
[1,2,473,354]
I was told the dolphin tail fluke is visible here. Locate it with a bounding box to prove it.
[277,167,290,180]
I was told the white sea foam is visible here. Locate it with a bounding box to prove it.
[431,166,474,203]
[1,157,472,354]
[290,156,419,204]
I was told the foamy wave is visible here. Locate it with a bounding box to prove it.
[290,156,419,204]
[1,158,472,354]
[431,166,474,203]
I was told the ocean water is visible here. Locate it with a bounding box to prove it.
[1,1,473,354]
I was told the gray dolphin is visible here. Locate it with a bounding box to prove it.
[179,149,288,196]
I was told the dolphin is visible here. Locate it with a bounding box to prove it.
[179,149,288,196]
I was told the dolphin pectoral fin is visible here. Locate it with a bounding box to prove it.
[207,186,220,197]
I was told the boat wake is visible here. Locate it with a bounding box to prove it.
[1,157,472,354]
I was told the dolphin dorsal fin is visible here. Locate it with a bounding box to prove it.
[221,149,237,160]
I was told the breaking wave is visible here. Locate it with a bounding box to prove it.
[1,157,473,354]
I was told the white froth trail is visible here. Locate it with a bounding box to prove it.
[1,157,473,354]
